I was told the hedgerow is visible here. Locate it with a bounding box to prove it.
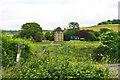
[3,55,110,79]
[2,35,31,68]
[93,30,120,63]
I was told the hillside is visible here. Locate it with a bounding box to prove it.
[80,24,119,32]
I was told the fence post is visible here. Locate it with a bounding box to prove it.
[16,42,22,68]
[41,46,43,55]
[66,45,68,56]
[55,46,58,58]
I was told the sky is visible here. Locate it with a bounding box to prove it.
[0,0,119,30]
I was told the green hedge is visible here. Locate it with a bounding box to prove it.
[2,35,31,68]
[93,30,120,63]
[3,55,110,78]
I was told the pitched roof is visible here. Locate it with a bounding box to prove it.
[55,27,63,31]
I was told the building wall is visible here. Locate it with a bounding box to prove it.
[54,31,64,41]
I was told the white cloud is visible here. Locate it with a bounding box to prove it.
[0,0,119,30]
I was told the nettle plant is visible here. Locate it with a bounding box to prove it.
[93,30,120,62]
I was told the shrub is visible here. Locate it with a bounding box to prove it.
[78,30,89,38]
[2,35,31,68]
[86,30,100,37]
[3,55,110,78]
[93,30,120,62]
[85,32,97,41]
[80,38,85,41]
[100,28,111,34]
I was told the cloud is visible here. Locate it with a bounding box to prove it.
[0,0,119,30]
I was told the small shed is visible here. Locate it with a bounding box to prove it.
[70,36,79,40]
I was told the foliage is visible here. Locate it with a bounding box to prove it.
[86,29,100,38]
[3,55,110,78]
[118,31,120,36]
[93,30,120,62]
[77,30,97,41]
[2,30,19,35]
[17,22,43,42]
[45,31,50,40]
[78,30,89,38]
[85,32,97,41]
[64,30,72,41]
[2,34,31,68]
[68,22,80,36]
[98,19,120,25]
[27,36,35,42]
[100,28,111,34]
[64,22,80,41]
[79,38,85,41]
[45,31,54,41]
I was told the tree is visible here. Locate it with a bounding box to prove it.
[78,30,89,38]
[85,32,97,41]
[97,19,120,25]
[18,22,42,42]
[45,31,50,40]
[86,29,100,40]
[68,22,80,36]
[45,31,54,41]
[49,31,54,41]
[64,30,71,41]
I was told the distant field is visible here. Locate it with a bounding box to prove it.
[30,41,100,54]
[3,24,119,36]
[80,24,119,32]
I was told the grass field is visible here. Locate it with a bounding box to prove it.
[30,41,100,55]
[3,39,118,78]
[80,24,119,32]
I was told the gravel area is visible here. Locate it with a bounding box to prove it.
[108,64,120,78]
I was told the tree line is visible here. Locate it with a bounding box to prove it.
[98,19,120,25]
[12,19,120,42]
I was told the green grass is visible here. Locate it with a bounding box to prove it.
[3,40,117,78]
[28,41,118,78]
[30,41,100,54]
[81,24,119,32]
[29,41,100,65]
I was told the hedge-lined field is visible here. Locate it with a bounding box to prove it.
[2,29,120,78]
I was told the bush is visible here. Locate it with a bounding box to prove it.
[3,55,110,78]
[100,28,111,34]
[86,30,100,37]
[85,32,97,41]
[93,30,120,62]
[45,31,54,41]
[78,30,89,38]
[2,35,31,68]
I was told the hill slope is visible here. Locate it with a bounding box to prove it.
[80,24,119,32]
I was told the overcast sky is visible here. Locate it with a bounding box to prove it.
[0,0,119,30]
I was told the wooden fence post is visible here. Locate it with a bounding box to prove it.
[66,45,68,56]
[16,42,22,68]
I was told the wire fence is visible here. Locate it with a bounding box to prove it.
[41,44,68,57]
